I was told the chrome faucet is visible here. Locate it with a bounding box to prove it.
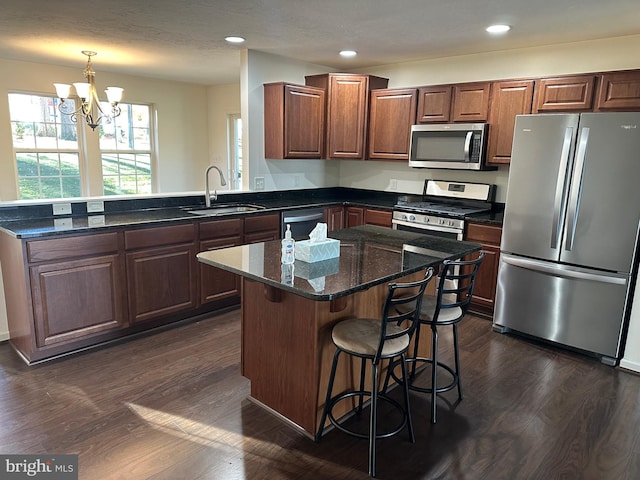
[205,165,227,207]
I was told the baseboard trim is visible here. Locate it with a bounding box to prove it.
[619,358,640,374]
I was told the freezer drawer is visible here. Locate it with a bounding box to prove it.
[494,254,629,360]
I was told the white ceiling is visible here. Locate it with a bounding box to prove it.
[1,0,639,85]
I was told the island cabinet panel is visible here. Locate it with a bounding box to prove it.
[244,213,280,244]
[305,73,388,160]
[451,82,491,122]
[464,222,502,316]
[125,224,197,323]
[263,82,325,159]
[367,88,417,160]
[486,80,534,165]
[30,254,126,347]
[199,218,243,305]
[596,71,640,111]
[532,75,597,113]
[417,85,453,123]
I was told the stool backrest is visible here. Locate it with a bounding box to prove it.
[374,267,435,364]
[434,251,485,318]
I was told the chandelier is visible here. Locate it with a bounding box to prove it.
[54,51,123,131]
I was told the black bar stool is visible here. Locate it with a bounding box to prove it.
[392,252,484,424]
[315,268,434,477]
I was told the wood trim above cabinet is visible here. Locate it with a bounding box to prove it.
[532,75,597,113]
[596,71,640,111]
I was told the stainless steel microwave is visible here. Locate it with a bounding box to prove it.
[408,123,491,170]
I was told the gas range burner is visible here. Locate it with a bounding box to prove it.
[396,201,491,217]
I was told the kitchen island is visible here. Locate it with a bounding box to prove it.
[197,225,480,436]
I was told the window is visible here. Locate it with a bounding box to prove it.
[228,114,242,190]
[100,103,152,195]
[8,93,82,199]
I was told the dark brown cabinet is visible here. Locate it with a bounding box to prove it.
[417,85,453,123]
[305,73,388,159]
[596,71,640,111]
[325,206,345,231]
[264,82,326,159]
[486,80,534,165]
[125,224,198,324]
[452,82,491,122]
[345,207,365,227]
[244,213,281,244]
[532,75,597,113]
[344,206,392,228]
[199,218,243,305]
[368,88,418,160]
[464,222,502,317]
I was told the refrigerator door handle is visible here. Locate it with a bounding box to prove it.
[501,253,627,285]
[564,127,590,251]
[463,131,473,163]
[550,127,574,249]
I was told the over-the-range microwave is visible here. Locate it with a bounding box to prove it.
[408,123,493,170]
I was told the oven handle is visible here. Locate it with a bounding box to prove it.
[392,219,463,237]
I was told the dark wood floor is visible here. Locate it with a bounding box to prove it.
[2,309,640,480]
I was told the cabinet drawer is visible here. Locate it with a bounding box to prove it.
[465,223,502,245]
[27,232,119,263]
[199,218,243,241]
[364,208,392,228]
[244,213,280,234]
[125,223,195,250]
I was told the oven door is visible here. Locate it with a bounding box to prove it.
[392,218,464,241]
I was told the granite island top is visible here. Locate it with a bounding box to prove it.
[197,225,481,301]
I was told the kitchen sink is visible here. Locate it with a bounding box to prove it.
[182,204,266,216]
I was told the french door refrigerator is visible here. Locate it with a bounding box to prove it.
[493,112,640,365]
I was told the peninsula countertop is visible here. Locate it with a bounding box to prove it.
[197,225,481,301]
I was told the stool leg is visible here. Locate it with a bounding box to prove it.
[399,353,415,443]
[409,322,423,381]
[369,361,378,478]
[357,357,366,414]
[453,323,463,401]
[430,324,438,424]
[316,349,341,442]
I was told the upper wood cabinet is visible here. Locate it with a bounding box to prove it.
[305,73,388,160]
[264,82,325,159]
[532,75,597,113]
[417,82,490,123]
[486,80,534,166]
[368,88,418,160]
[596,71,640,111]
[417,85,453,123]
[452,82,491,122]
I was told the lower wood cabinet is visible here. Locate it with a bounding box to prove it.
[342,206,393,228]
[325,206,345,231]
[464,222,502,317]
[244,213,280,243]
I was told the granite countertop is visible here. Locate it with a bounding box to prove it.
[196,224,482,301]
[0,187,503,239]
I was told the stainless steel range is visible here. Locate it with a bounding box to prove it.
[392,180,495,240]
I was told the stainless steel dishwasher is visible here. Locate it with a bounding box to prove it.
[281,207,325,240]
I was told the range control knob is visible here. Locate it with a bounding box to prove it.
[401,214,408,221]
[448,220,454,226]
[409,215,416,222]
[438,218,445,225]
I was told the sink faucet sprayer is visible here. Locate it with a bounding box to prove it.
[205,165,227,207]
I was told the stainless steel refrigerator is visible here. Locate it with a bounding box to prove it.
[493,112,640,365]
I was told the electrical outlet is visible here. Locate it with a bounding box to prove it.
[53,218,72,229]
[255,177,265,190]
[389,179,398,191]
[87,200,105,213]
[52,203,72,215]
[88,215,106,227]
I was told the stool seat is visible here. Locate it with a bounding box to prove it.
[418,295,462,324]
[332,318,410,357]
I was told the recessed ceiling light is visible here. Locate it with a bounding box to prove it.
[486,24,511,34]
[225,36,245,44]
[339,50,357,58]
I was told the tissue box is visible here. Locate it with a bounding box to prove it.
[294,238,340,263]
[295,257,340,279]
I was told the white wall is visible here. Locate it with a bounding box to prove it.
[207,83,241,186]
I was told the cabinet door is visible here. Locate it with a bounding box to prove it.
[200,236,242,304]
[30,254,126,347]
[417,85,453,123]
[486,80,534,165]
[326,75,369,159]
[464,223,502,316]
[264,82,325,159]
[532,75,596,113]
[368,88,417,160]
[345,207,364,227]
[126,243,198,323]
[364,208,392,228]
[325,206,345,232]
[596,71,640,111]
[452,82,491,122]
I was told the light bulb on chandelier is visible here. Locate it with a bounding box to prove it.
[54,51,123,131]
